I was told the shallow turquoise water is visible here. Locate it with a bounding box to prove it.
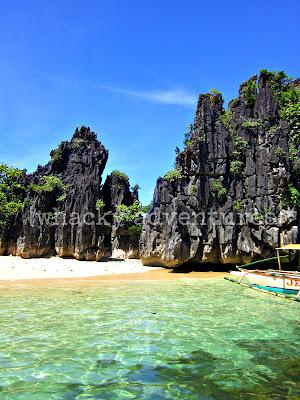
[0,278,299,399]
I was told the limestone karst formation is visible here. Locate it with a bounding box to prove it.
[140,71,300,267]
[1,71,299,267]
[0,126,141,260]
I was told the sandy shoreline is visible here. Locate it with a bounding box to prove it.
[0,255,227,285]
[0,256,160,280]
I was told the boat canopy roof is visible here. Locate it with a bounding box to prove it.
[276,244,300,250]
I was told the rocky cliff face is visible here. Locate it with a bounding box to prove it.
[0,126,140,260]
[102,173,140,259]
[140,71,300,267]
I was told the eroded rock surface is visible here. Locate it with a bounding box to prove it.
[140,72,300,267]
[0,127,140,260]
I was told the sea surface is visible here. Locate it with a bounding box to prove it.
[0,278,299,399]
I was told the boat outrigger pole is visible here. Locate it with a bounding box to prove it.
[225,243,300,301]
[276,248,282,270]
[276,244,300,271]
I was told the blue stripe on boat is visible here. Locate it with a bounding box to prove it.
[252,284,299,295]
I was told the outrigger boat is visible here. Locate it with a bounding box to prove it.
[225,244,300,301]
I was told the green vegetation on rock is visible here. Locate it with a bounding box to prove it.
[56,194,67,202]
[230,160,244,176]
[242,119,262,129]
[189,184,197,195]
[209,88,221,96]
[72,138,85,149]
[289,144,299,173]
[50,145,63,162]
[253,212,262,223]
[261,70,300,148]
[233,135,248,153]
[260,69,291,92]
[275,147,286,160]
[31,175,68,193]
[241,78,258,105]
[233,200,243,212]
[111,170,129,181]
[184,124,194,147]
[115,200,142,224]
[278,89,300,146]
[220,109,234,133]
[141,204,152,213]
[211,178,227,200]
[260,70,300,189]
[0,163,26,227]
[128,224,143,235]
[164,169,182,181]
[281,183,300,208]
[95,199,105,210]
[183,123,207,147]
[266,124,280,137]
[115,200,143,235]
[209,89,222,104]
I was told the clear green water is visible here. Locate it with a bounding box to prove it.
[0,279,299,400]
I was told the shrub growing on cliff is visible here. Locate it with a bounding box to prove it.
[211,178,227,200]
[72,138,85,149]
[253,212,262,223]
[128,224,143,235]
[241,79,258,105]
[185,135,206,147]
[262,70,300,148]
[115,201,142,224]
[260,70,291,92]
[95,199,105,210]
[210,88,221,95]
[115,200,143,235]
[230,160,244,176]
[0,163,26,226]
[220,109,234,133]
[279,90,300,146]
[228,98,239,108]
[281,183,300,208]
[111,170,129,181]
[266,124,280,137]
[233,135,248,153]
[50,145,63,162]
[275,147,286,160]
[242,119,262,129]
[288,144,300,173]
[189,184,197,195]
[56,194,66,202]
[141,204,152,213]
[163,169,182,181]
[233,200,243,212]
[209,89,222,104]
[31,175,68,193]
[184,124,193,146]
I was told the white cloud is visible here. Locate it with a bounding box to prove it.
[100,86,197,106]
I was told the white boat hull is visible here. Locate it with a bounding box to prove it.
[228,269,300,297]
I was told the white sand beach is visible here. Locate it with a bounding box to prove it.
[0,255,227,282]
[0,256,160,281]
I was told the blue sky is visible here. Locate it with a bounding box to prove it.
[0,0,299,204]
